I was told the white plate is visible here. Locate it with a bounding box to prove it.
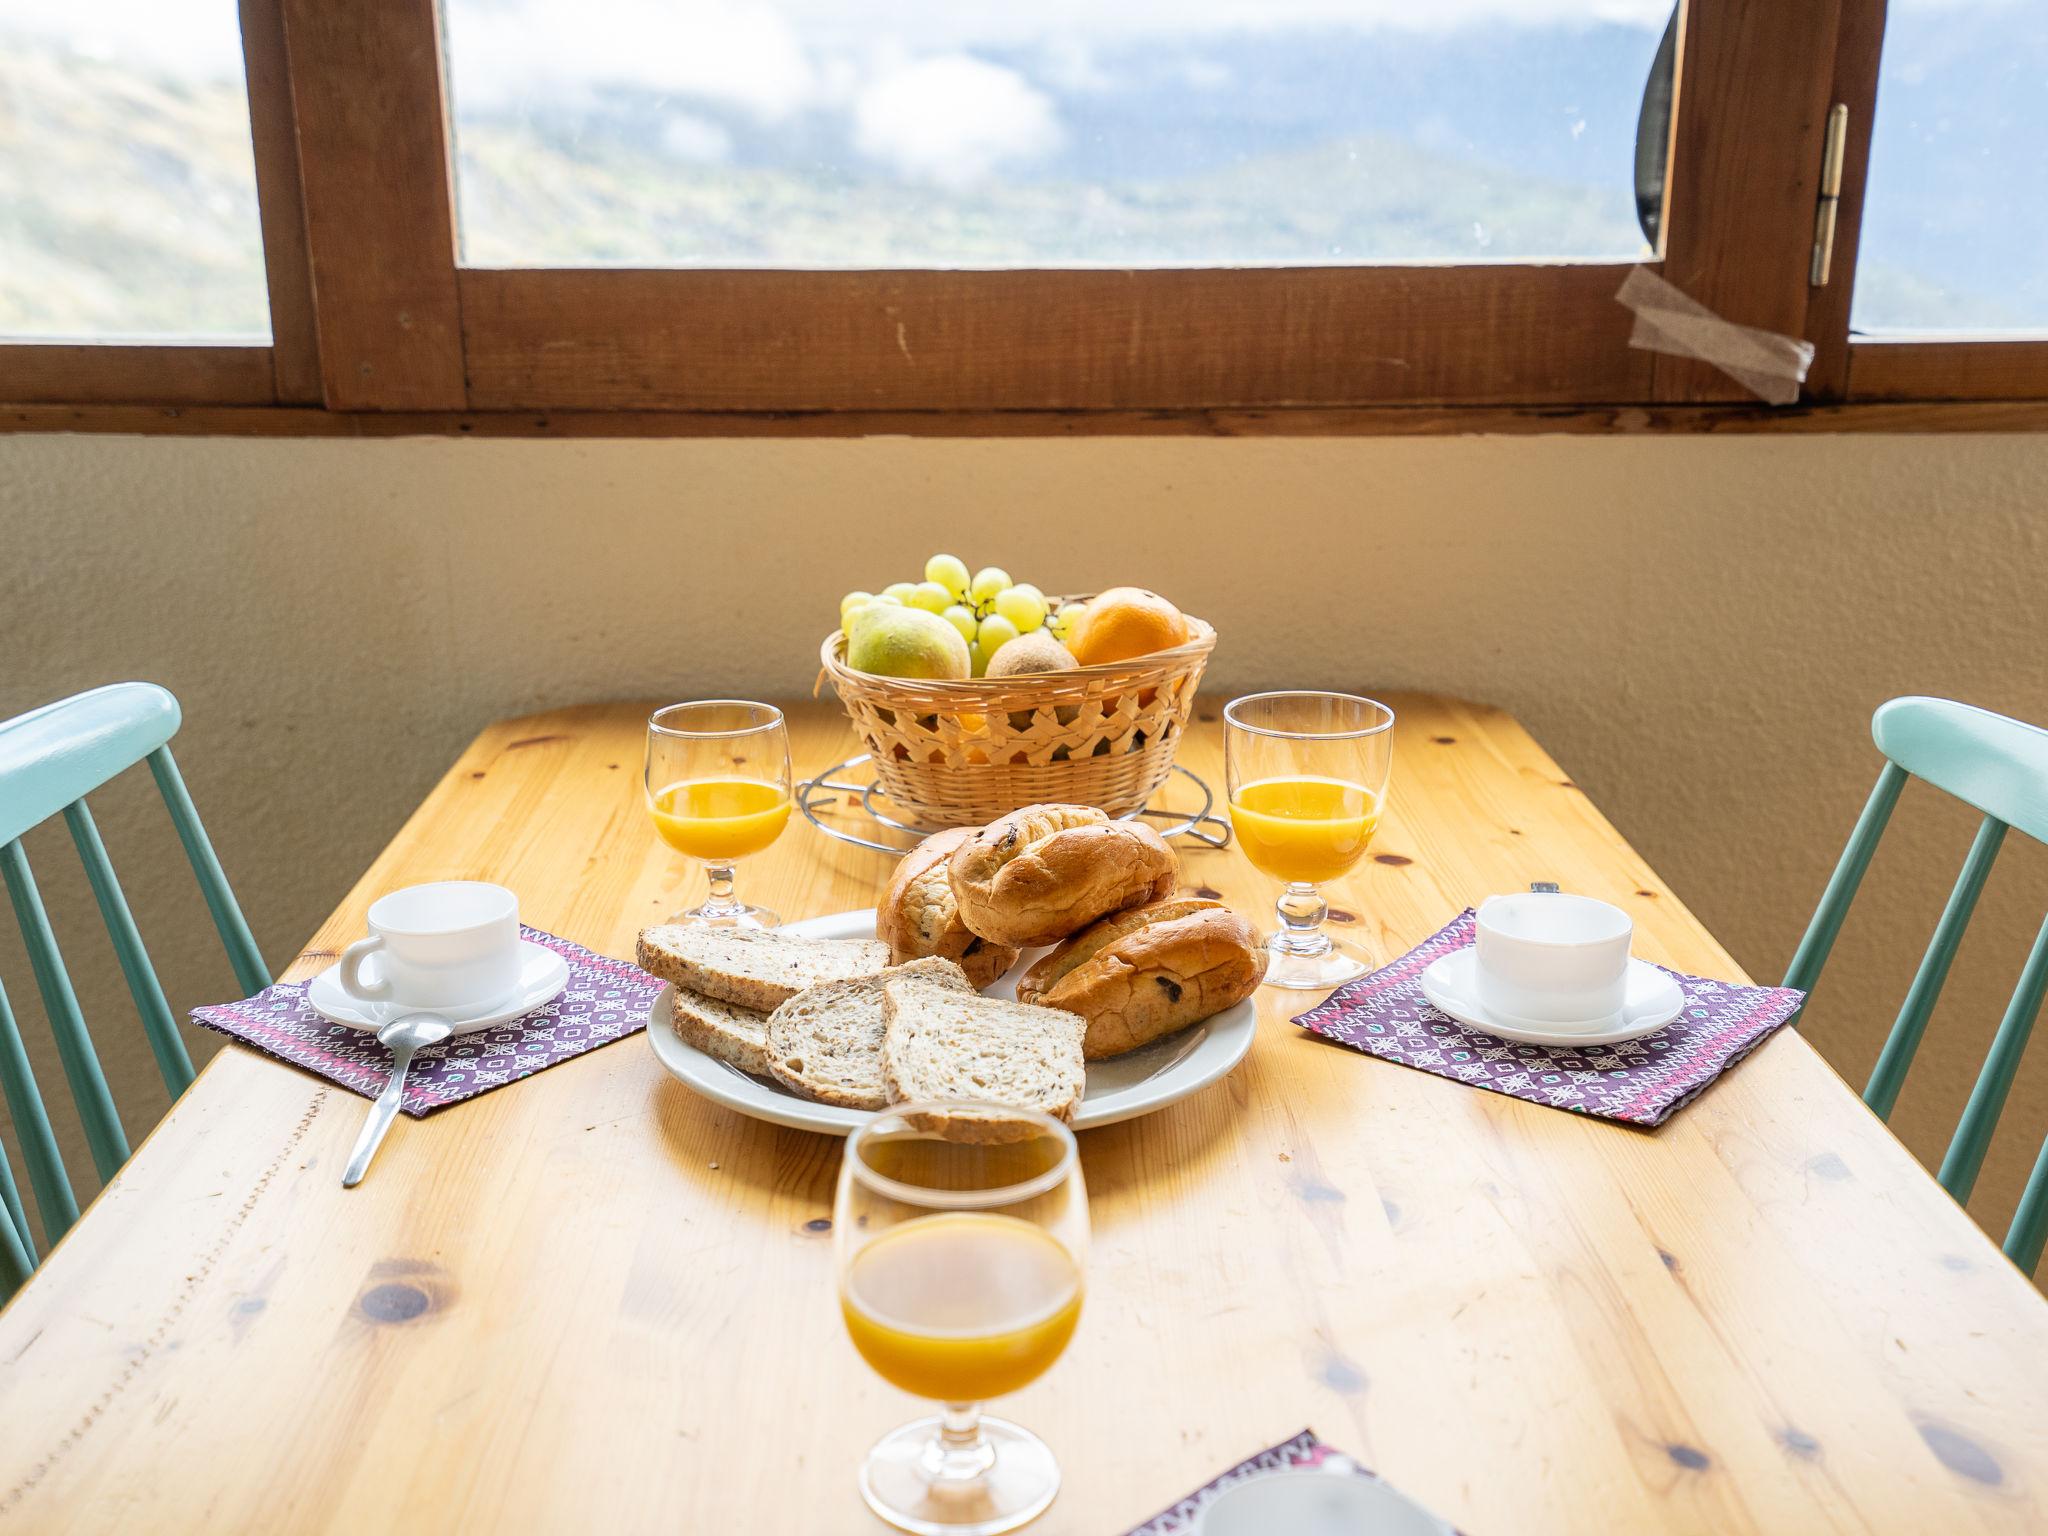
[306,939,571,1036]
[1419,948,1685,1047]
[644,908,1259,1134]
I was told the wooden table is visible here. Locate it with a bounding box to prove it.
[3,697,2044,1534]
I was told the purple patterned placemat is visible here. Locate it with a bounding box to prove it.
[1292,910,1805,1128]
[190,926,663,1118]
[1120,1429,1462,1535]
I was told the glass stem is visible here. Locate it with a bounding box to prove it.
[1275,881,1332,956]
[700,862,742,917]
[925,1401,995,1483]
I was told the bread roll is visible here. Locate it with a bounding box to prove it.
[877,827,1021,989]
[1017,899,1266,1058]
[948,803,1178,949]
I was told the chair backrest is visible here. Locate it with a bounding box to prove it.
[1784,696,2048,1275]
[0,683,269,1298]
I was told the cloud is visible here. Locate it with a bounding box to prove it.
[445,0,814,121]
[854,56,1062,187]
[1,0,243,76]
[661,114,733,162]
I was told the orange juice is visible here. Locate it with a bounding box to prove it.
[1229,775,1380,883]
[648,778,790,862]
[841,1213,1083,1403]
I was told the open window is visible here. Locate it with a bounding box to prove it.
[0,0,2040,430]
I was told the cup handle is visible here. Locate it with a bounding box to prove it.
[338,935,392,1000]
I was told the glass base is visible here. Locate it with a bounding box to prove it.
[860,1416,1059,1536]
[663,900,780,930]
[1262,930,1370,990]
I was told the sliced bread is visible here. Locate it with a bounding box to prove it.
[765,957,970,1110]
[881,973,1088,1125]
[636,926,891,1011]
[671,988,774,1077]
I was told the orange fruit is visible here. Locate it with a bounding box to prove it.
[1068,587,1190,666]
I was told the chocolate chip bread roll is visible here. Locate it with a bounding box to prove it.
[1017,898,1266,1058]
[947,803,1178,949]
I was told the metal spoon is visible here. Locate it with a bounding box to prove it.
[342,1013,453,1188]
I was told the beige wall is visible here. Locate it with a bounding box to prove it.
[3,431,2045,1255]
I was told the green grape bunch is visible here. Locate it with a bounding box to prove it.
[839,555,1068,677]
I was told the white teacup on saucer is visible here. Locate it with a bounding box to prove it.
[1419,892,1685,1047]
[1199,1468,1453,1536]
[308,882,569,1036]
[1475,891,1633,1030]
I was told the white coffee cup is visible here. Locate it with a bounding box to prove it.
[1199,1469,1453,1536]
[337,881,522,1013]
[1474,891,1633,1031]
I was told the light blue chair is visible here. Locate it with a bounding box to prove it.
[0,684,268,1297]
[1785,696,2048,1273]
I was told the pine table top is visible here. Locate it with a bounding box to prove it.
[2,696,2042,1534]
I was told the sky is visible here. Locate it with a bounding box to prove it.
[1,0,2026,191]
[7,1,1672,81]
[0,0,2009,85]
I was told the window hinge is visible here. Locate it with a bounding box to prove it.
[1810,104,1850,287]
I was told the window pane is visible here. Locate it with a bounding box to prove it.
[444,1,1667,269]
[1853,0,2048,333]
[0,2,269,340]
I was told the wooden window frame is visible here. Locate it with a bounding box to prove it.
[2,0,2044,435]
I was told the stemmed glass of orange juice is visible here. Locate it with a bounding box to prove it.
[643,701,792,929]
[836,1104,1088,1536]
[1225,692,1395,990]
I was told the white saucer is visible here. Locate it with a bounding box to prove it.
[306,940,570,1036]
[1418,949,1685,1048]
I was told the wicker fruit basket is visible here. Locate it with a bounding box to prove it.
[820,606,1216,829]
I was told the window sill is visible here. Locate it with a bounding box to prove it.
[4,398,2045,439]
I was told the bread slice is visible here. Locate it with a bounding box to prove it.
[636,926,891,1011]
[671,987,774,1077]
[765,957,970,1110]
[881,973,1088,1125]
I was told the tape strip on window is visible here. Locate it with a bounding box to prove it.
[1615,266,1816,406]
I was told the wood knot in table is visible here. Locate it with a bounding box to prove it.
[1916,1420,2002,1486]
[1666,1443,1711,1471]
[360,1284,432,1324]
[357,1260,455,1326]
[1317,1350,1367,1396]
[1373,854,1412,866]
[1291,1174,1344,1204]
[1776,1427,1822,1460]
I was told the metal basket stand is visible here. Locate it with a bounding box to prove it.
[795,754,1232,857]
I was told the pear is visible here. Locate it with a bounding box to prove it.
[847,604,972,680]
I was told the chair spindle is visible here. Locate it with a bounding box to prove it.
[0,969,78,1243]
[1,839,130,1180]
[1783,761,1909,999]
[63,798,196,1095]
[1939,915,2048,1204]
[1864,814,2008,1120]
[149,748,270,995]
